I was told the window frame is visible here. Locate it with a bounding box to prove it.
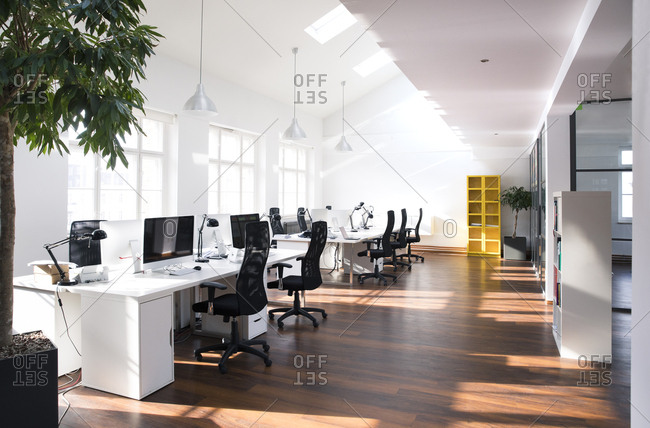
[207,125,259,214]
[278,141,311,214]
[67,110,170,226]
[619,147,633,223]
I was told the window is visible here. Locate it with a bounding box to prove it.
[208,126,258,214]
[620,148,633,221]
[67,111,170,226]
[278,142,309,214]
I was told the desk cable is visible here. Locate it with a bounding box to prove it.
[56,289,82,357]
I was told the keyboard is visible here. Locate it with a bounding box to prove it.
[170,267,197,276]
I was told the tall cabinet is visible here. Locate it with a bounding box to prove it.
[467,175,501,256]
[552,191,611,360]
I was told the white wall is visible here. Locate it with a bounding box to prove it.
[12,53,323,276]
[631,1,650,425]
[321,75,531,249]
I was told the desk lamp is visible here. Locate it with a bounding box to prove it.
[361,205,374,229]
[196,214,219,263]
[348,202,365,232]
[44,229,107,286]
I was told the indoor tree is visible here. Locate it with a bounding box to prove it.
[0,0,160,348]
[500,186,532,239]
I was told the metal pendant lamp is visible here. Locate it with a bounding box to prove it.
[183,0,218,117]
[335,81,352,151]
[282,47,307,140]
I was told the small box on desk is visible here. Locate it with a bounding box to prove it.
[28,261,74,285]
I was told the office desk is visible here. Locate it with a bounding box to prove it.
[274,228,383,284]
[13,248,304,400]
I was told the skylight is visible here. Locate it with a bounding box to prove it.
[305,4,357,44]
[353,51,392,77]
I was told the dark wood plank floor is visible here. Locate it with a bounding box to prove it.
[58,253,630,427]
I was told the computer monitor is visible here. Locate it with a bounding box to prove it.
[310,208,328,223]
[142,216,194,270]
[99,219,143,267]
[230,213,260,249]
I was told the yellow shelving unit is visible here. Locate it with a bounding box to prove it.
[467,175,501,256]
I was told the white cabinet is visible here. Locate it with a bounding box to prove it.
[81,294,174,399]
[552,191,611,360]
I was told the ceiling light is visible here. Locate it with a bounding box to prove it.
[305,4,356,44]
[282,48,307,141]
[353,51,392,77]
[183,0,218,117]
[335,81,352,152]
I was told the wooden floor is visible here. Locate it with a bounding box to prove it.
[58,253,630,427]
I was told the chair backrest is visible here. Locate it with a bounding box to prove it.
[381,211,395,256]
[69,220,103,267]
[413,208,423,242]
[297,207,309,232]
[235,221,270,315]
[398,208,407,247]
[269,207,284,235]
[301,221,328,290]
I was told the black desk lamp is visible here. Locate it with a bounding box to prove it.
[44,229,107,286]
[196,214,219,262]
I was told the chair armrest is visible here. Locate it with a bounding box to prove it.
[199,281,227,303]
[200,281,227,290]
[270,261,293,278]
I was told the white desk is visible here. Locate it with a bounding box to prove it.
[274,227,383,284]
[13,248,304,400]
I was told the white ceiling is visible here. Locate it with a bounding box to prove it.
[142,0,402,118]
[142,1,630,150]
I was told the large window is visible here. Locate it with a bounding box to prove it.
[620,148,633,221]
[208,126,257,214]
[67,111,171,225]
[278,142,309,214]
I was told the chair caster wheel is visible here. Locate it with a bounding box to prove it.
[263,344,270,352]
[359,280,364,284]
[408,266,412,271]
[218,364,228,374]
[383,281,388,286]
[313,321,319,327]
[268,313,275,320]
[322,312,328,319]
[195,352,203,362]
[265,358,272,367]
[278,321,284,328]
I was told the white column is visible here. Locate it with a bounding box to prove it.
[544,115,571,302]
[632,1,650,426]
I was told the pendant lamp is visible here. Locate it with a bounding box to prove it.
[183,0,218,116]
[335,81,352,151]
[282,48,307,140]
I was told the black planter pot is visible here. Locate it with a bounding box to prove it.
[503,236,527,260]
[0,331,58,428]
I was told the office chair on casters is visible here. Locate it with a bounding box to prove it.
[384,208,411,271]
[192,221,272,374]
[357,211,397,285]
[269,207,284,249]
[397,207,424,263]
[267,221,328,328]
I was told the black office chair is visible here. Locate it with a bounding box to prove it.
[297,207,311,238]
[384,208,411,271]
[357,211,397,285]
[69,220,104,267]
[269,207,284,249]
[267,221,328,328]
[397,207,424,263]
[192,221,272,374]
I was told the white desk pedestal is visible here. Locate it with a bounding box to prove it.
[81,294,174,400]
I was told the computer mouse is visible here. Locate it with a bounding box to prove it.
[194,266,202,271]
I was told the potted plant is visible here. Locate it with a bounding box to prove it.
[500,186,532,260]
[0,2,159,425]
